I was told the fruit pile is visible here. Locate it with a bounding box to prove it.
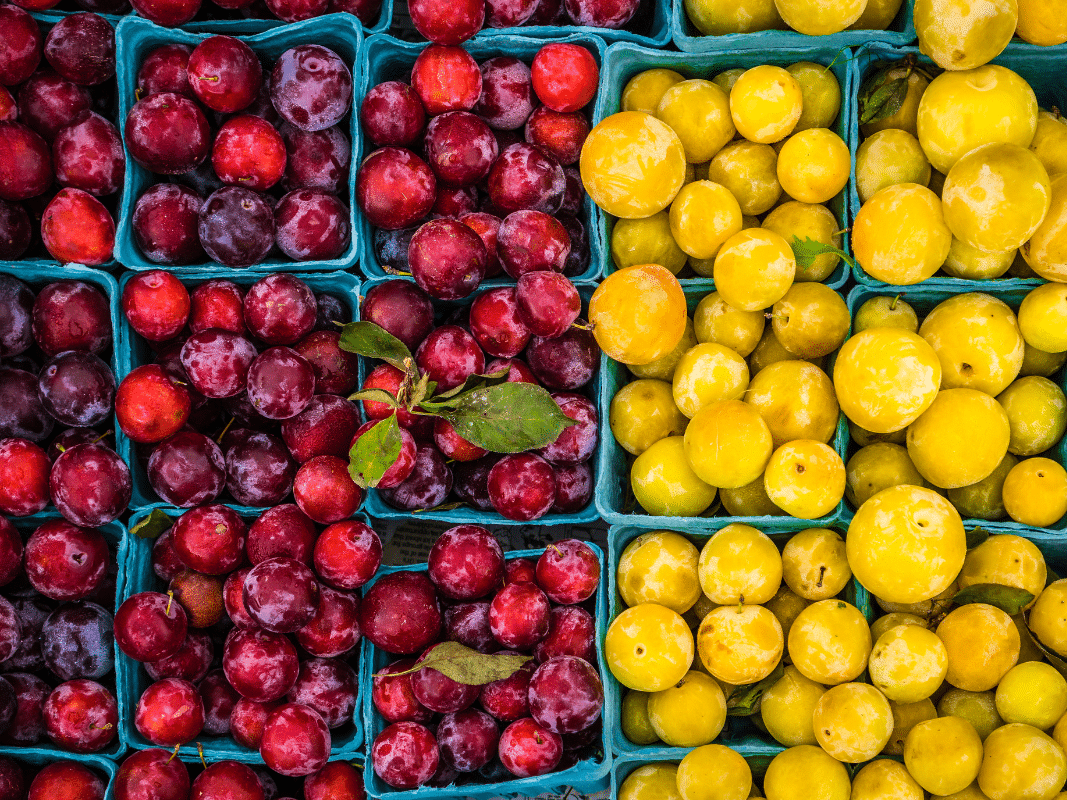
[0,515,120,754]
[853,57,1067,285]
[0,9,121,266]
[840,289,1067,529]
[915,0,1066,66]
[590,61,846,283]
[116,270,367,522]
[118,509,380,775]
[0,273,132,528]
[126,34,354,268]
[127,0,379,30]
[366,529,604,790]
[406,0,645,42]
[357,39,597,291]
[683,0,904,37]
[0,757,113,799]
[355,277,599,521]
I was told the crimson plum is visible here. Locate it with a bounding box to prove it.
[444,601,496,653]
[286,657,357,728]
[487,453,556,521]
[489,580,550,648]
[371,721,439,790]
[360,82,425,148]
[124,93,211,175]
[410,46,482,116]
[40,188,115,266]
[427,525,505,601]
[42,678,117,752]
[552,461,593,513]
[115,365,191,445]
[470,286,532,358]
[137,44,192,98]
[113,591,187,663]
[498,717,561,777]
[478,651,533,721]
[296,586,361,658]
[260,703,331,777]
[357,147,436,231]
[223,627,299,703]
[486,143,565,214]
[187,36,261,114]
[148,430,226,507]
[537,393,597,465]
[135,677,204,746]
[359,571,441,656]
[243,556,320,633]
[275,189,350,261]
[424,111,498,187]
[132,183,205,266]
[408,0,483,44]
[281,124,350,193]
[534,608,595,665]
[225,431,297,506]
[408,219,488,301]
[474,57,534,131]
[52,112,124,196]
[213,115,287,191]
[171,504,246,575]
[0,437,50,516]
[516,271,580,337]
[528,655,602,734]
[24,519,107,602]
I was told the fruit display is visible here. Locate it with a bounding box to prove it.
[129,0,381,33]
[0,513,124,755]
[842,287,1067,530]
[117,18,358,270]
[357,35,599,286]
[681,0,907,40]
[364,531,607,793]
[852,50,1067,285]
[0,9,120,265]
[115,269,364,518]
[352,276,599,523]
[0,754,115,800]
[587,52,850,290]
[117,505,376,770]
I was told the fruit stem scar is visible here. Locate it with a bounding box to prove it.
[166,590,174,615]
[197,742,207,768]
[817,565,826,588]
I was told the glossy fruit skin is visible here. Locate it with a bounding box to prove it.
[359,571,442,656]
[0,438,50,517]
[304,761,367,800]
[270,45,352,133]
[41,601,114,681]
[125,93,210,176]
[43,678,118,753]
[260,703,331,777]
[135,677,205,747]
[372,721,440,789]
[190,761,264,800]
[26,761,105,800]
[223,627,300,703]
[427,525,505,601]
[113,747,190,800]
[498,717,562,778]
[114,591,187,663]
[410,642,481,713]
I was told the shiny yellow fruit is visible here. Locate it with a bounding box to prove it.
[609,378,688,456]
[632,436,719,518]
[853,183,953,284]
[813,682,894,762]
[846,485,966,604]
[849,0,905,27]
[995,661,1067,729]
[771,283,849,359]
[673,343,750,418]
[729,66,803,144]
[776,129,850,205]
[630,317,698,382]
[781,528,850,601]
[773,0,867,34]
[1031,580,1067,657]
[1018,282,1067,354]
[884,698,938,755]
[870,612,926,643]
[904,716,984,796]
[617,530,702,614]
[937,603,1020,692]
[833,327,942,434]
[856,129,932,204]
[978,723,1067,800]
[683,0,784,35]
[656,80,736,165]
[763,440,846,520]
[997,376,1067,457]
[763,745,851,800]
[1022,173,1067,281]
[851,759,923,800]
[958,535,1047,611]
[697,604,783,685]
[919,293,1025,397]
[647,670,727,747]
[853,296,919,334]
[914,0,1017,71]
[719,476,787,517]
[622,69,684,115]
[611,212,688,275]
[620,690,660,745]
[685,400,775,488]
[620,763,679,800]
[942,143,1052,253]
[1021,342,1067,378]
[907,388,1012,489]
[861,66,930,138]
[761,665,825,746]
[744,361,838,449]
[846,442,925,508]
[942,237,1016,280]
[1002,457,1067,527]
[677,744,752,800]
[605,603,694,692]
[1030,112,1067,178]
[748,327,824,375]
[869,624,949,703]
[697,523,782,605]
[590,264,687,366]
[708,142,782,216]
[916,65,1038,175]
[581,111,687,219]
[713,229,796,313]
[1016,0,1067,43]
[694,292,766,357]
[939,689,1003,741]
[788,599,871,685]
[669,181,744,261]
[787,62,841,132]
[761,202,841,282]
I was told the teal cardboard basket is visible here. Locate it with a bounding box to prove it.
[0,751,117,794]
[604,523,871,758]
[611,746,783,796]
[360,544,611,798]
[115,269,361,513]
[595,279,852,530]
[6,512,129,759]
[591,41,854,290]
[113,15,362,273]
[848,41,1067,290]
[672,0,915,52]
[118,505,368,763]
[357,33,606,283]
[844,283,1067,534]
[472,0,670,47]
[359,274,601,526]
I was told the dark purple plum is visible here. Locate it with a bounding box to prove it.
[0,673,50,746]
[408,219,487,301]
[0,368,53,442]
[424,111,498,188]
[145,630,213,683]
[225,431,296,506]
[199,669,239,736]
[560,168,584,216]
[474,58,535,131]
[270,45,352,132]
[537,393,597,465]
[0,201,31,259]
[444,602,495,653]
[41,601,114,681]
[132,184,205,266]
[378,445,453,512]
[280,123,349,193]
[198,187,275,268]
[525,325,598,390]
[437,708,499,772]
[373,226,418,273]
[4,597,52,672]
[246,347,315,421]
[32,280,111,357]
[486,0,537,25]
[0,274,33,357]
[559,214,589,277]
[452,455,500,511]
[148,430,226,507]
[243,556,319,633]
[285,657,357,729]
[314,293,350,332]
[43,13,115,87]
[37,351,115,428]
[486,143,565,214]
[551,461,593,513]
[528,655,603,735]
[360,279,434,352]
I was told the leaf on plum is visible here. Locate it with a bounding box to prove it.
[374,641,532,686]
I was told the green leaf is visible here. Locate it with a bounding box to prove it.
[966,527,990,549]
[726,661,785,717]
[348,388,399,407]
[952,583,1035,615]
[427,367,512,404]
[859,76,909,125]
[373,641,532,685]
[339,321,412,371]
[348,415,403,489]
[437,382,576,453]
[130,508,174,540]
[790,235,857,272]
[405,372,437,410]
